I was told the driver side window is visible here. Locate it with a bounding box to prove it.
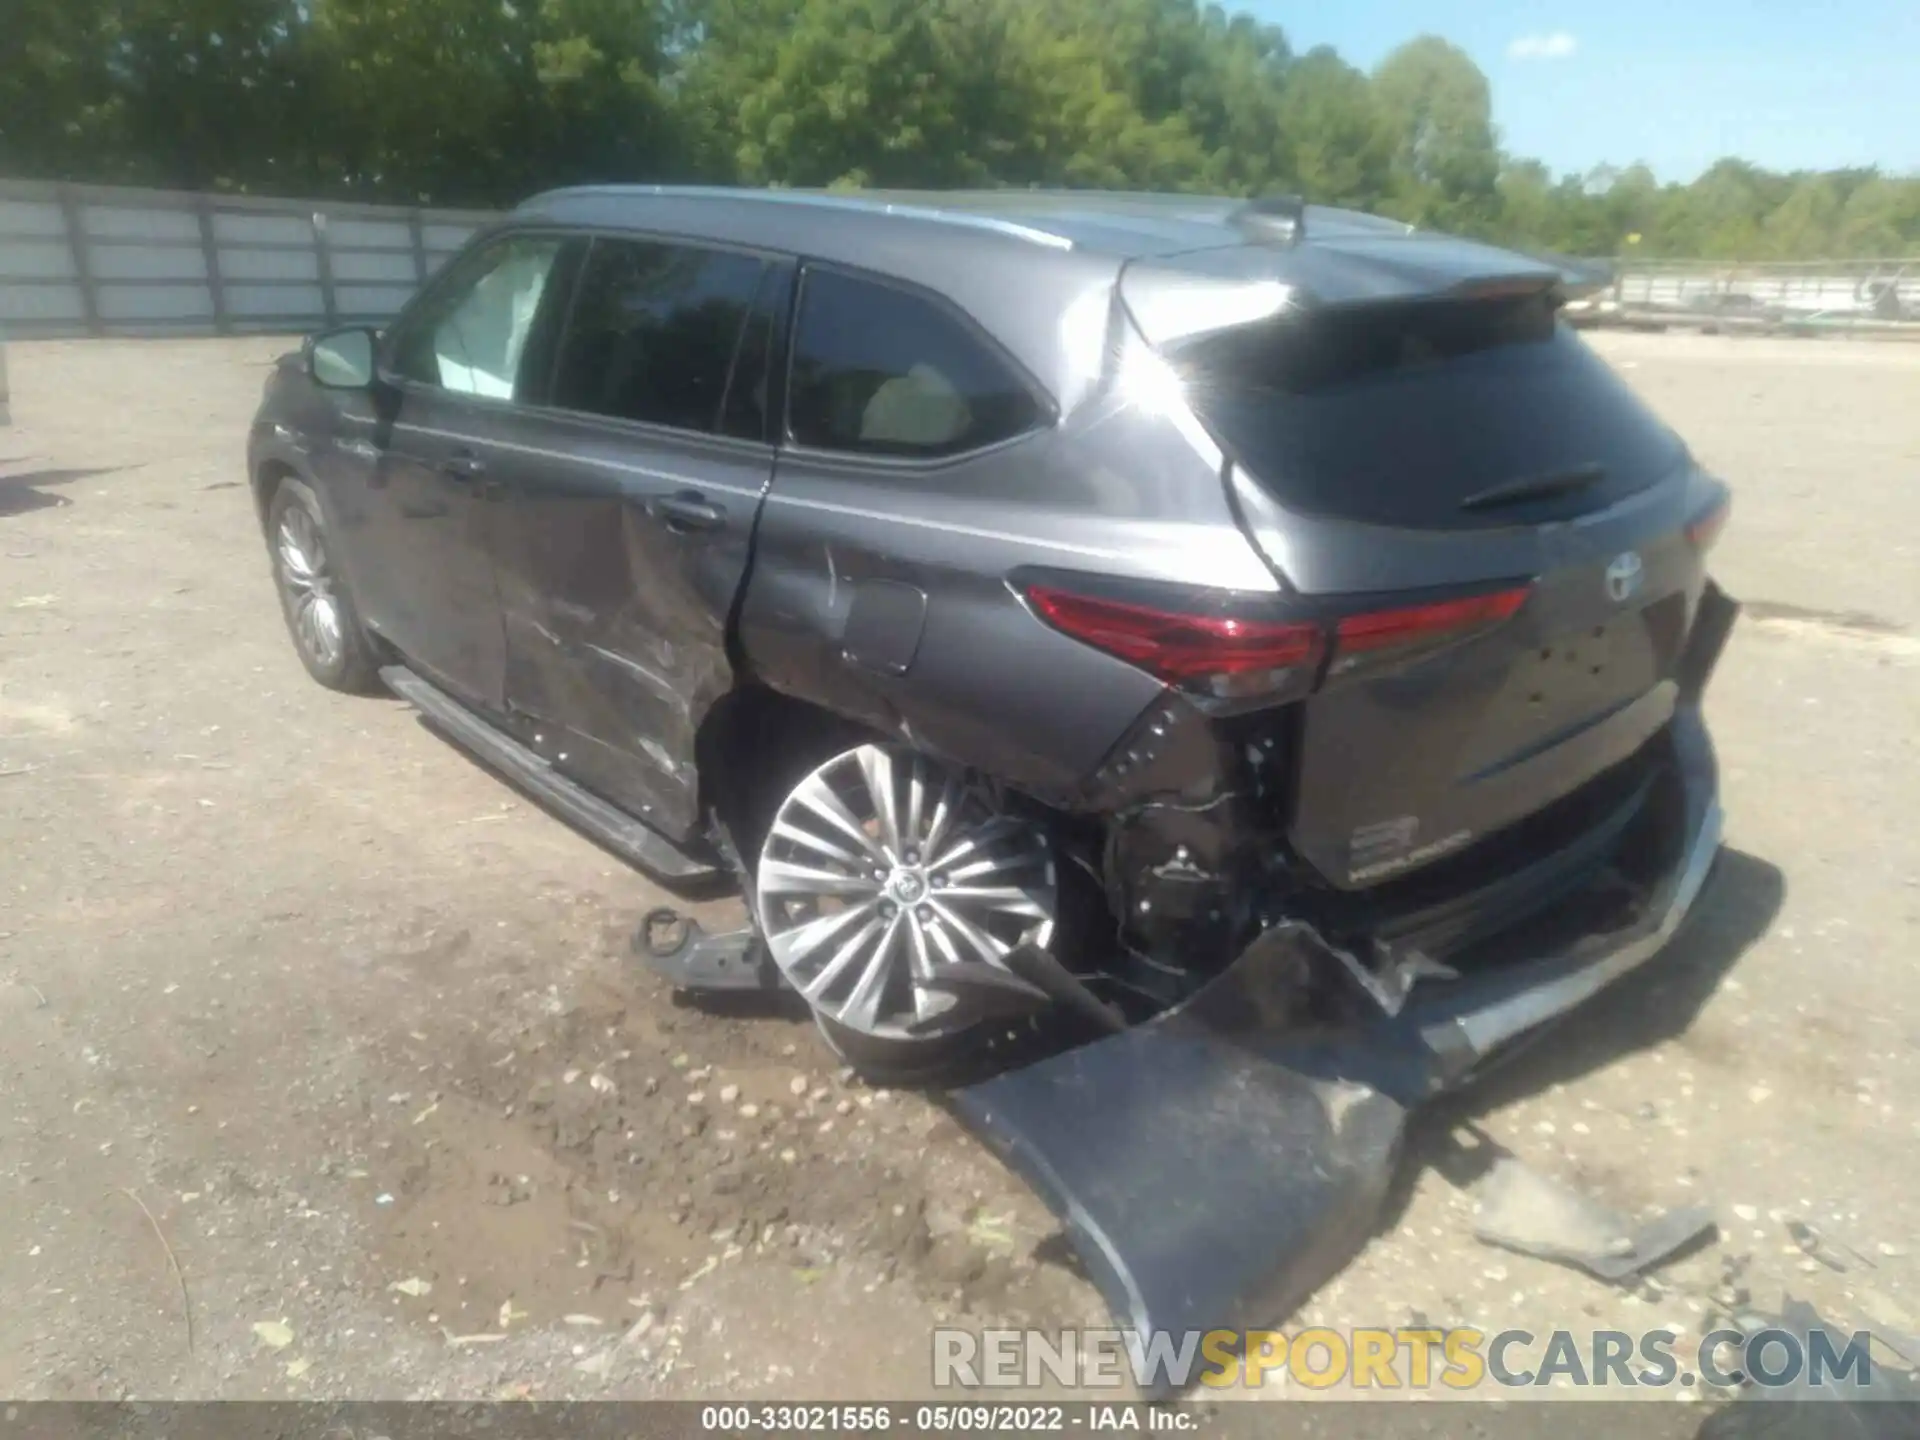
[389,236,564,400]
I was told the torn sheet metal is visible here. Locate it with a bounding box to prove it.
[951,701,1729,1396]
[1467,1153,1717,1282]
[633,908,777,991]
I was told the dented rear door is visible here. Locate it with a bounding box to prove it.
[487,240,789,844]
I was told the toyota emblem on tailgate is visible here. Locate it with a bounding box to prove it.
[1605,551,1644,603]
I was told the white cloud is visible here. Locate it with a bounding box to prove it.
[1507,31,1578,60]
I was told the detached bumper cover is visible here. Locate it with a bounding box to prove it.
[950,585,1738,1394]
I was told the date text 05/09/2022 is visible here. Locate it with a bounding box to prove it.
[698,1404,1199,1433]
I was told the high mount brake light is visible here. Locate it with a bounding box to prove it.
[1025,583,1532,695]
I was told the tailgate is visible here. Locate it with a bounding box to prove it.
[1123,239,1728,890]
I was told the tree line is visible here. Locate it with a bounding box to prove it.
[5,0,1918,260]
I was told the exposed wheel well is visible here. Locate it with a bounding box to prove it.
[694,684,875,866]
[252,459,296,531]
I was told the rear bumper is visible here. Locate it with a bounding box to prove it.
[1410,702,1721,1086]
[1408,577,1736,1083]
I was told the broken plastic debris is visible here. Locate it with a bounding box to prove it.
[389,1277,432,1298]
[498,1298,527,1328]
[251,1320,295,1351]
[374,1193,394,1206]
[1468,1154,1715,1282]
[284,1357,311,1380]
[562,1313,605,1327]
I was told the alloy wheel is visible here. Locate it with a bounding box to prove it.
[755,745,1057,1041]
[275,503,345,671]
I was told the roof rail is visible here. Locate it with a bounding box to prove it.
[518,184,1075,251]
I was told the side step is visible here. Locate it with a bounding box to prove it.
[381,666,725,889]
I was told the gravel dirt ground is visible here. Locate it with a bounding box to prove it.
[0,331,1915,1404]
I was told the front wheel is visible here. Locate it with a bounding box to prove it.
[750,743,1062,1080]
[266,476,382,693]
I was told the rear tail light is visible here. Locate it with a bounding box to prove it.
[1024,585,1323,698]
[1686,494,1730,552]
[1024,581,1530,698]
[1328,587,1529,679]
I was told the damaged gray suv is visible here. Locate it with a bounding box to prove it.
[249,187,1736,1087]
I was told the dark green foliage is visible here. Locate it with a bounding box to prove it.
[0,0,1913,257]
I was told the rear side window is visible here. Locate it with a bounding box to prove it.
[1178,293,1687,529]
[787,269,1042,458]
[552,239,765,434]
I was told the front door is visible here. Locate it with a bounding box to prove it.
[351,233,572,710]
[489,237,788,842]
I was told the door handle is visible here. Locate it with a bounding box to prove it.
[440,450,487,482]
[650,491,725,532]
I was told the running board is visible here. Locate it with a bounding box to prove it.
[380,666,725,889]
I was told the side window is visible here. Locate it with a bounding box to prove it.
[389,236,564,399]
[787,268,1042,458]
[551,239,765,434]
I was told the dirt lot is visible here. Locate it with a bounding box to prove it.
[1,331,1916,1402]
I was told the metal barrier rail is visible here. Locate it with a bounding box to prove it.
[0,178,499,338]
[1576,257,1920,337]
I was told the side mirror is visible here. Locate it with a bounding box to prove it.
[307,327,378,390]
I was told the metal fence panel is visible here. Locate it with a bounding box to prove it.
[0,177,499,338]
[1591,257,1920,336]
[9,179,1911,343]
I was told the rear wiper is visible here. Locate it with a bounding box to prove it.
[1459,462,1606,512]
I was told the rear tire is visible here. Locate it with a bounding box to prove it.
[265,475,382,694]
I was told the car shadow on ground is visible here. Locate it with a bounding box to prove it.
[0,466,122,519]
[1388,845,1786,1221]
[1441,845,1784,1117]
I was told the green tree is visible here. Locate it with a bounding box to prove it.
[1278,46,1389,208]
[1834,175,1920,256]
[308,0,682,204]
[0,0,313,191]
[680,0,1049,188]
[3,0,1917,261]
[1760,174,1843,259]
[1371,36,1500,233]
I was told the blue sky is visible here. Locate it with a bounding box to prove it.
[1251,0,1920,182]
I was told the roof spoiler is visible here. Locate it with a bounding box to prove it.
[1514,249,1617,301]
[1121,234,1568,348]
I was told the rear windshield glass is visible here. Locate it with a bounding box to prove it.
[1174,294,1685,529]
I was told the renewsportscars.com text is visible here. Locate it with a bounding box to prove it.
[932,1326,1878,1393]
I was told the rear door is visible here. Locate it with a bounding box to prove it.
[488,234,785,843]
[739,264,1165,798]
[1160,285,1726,889]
